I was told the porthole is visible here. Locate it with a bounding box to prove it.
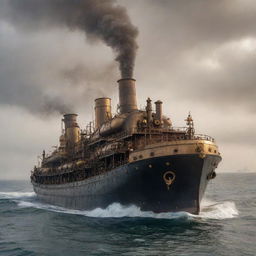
[139,155,143,159]
[150,152,155,157]
[133,157,137,161]
[174,149,178,153]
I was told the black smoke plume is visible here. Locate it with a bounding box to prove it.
[3,0,138,78]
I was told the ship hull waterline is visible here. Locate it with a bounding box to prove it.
[32,154,221,215]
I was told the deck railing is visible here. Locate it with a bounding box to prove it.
[94,127,215,144]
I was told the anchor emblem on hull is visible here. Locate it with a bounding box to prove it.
[163,171,176,190]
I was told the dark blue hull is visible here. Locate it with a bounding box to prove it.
[32,154,221,214]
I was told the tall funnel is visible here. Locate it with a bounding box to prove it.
[155,100,163,122]
[94,97,112,129]
[117,78,138,114]
[63,114,80,147]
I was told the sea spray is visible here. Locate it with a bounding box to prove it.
[14,197,238,220]
[0,190,239,220]
[198,199,239,219]
[0,191,35,199]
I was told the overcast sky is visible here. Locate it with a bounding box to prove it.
[0,0,256,179]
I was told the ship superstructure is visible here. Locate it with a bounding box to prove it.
[31,78,221,214]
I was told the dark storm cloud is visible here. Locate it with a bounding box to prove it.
[0,41,71,115]
[123,0,256,112]
[144,0,256,45]
[0,29,72,115]
[0,22,118,115]
[0,0,138,115]
[0,0,256,114]
[167,44,256,112]
[61,62,117,90]
[189,63,256,112]
[1,0,138,78]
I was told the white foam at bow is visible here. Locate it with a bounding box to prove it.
[16,198,239,220]
[17,201,190,219]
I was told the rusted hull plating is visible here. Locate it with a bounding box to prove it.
[32,154,221,214]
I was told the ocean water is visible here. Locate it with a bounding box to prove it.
[0,173,255,256]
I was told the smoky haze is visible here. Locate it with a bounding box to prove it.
[0,0,137,115]
[2,0,138,78]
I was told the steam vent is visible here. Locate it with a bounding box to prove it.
[31,77,221,215]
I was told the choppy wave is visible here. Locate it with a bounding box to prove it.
[18,199,238,220]
[0,191,35,199]
[198,199,239,219]
[0,191,238,220]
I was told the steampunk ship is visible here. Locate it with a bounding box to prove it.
[31,78,221,214]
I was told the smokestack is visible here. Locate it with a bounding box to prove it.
[146,97,153,124]
[95,97,112,129]
[63,114,80,147]
[155,100,163,125]
[118,78,138,114]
